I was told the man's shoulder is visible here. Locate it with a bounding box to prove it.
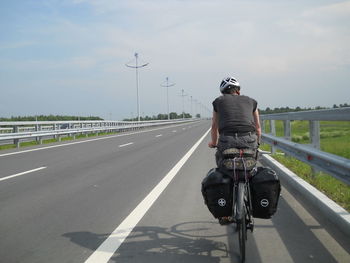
[240,95,257,103]
[213,95,224,103]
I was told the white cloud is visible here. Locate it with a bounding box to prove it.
[1,0,350,118]
[302,1,350,18]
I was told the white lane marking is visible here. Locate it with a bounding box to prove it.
[84,128,211,263]
[0,121,201,158]
[182,128,186,130]
[0,167,47,182]
[118,142,133,148]
[155,134,162,137]
[172,130,177,133]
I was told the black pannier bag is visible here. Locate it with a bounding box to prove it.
[201,168,233,218]
[250,167,281,219]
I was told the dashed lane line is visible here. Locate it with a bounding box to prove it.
[118,142,134,148]
[0,167,47,182]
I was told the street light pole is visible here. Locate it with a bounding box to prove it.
[190,96,193,118]
[180,89,187,119]
[161,77,175,120]
[126,53,149,122]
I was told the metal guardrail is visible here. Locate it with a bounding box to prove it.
[260,108,350,185]
[0,119,198,148]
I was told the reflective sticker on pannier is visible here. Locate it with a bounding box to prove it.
[260,199,269,207]
[218,198,226,207]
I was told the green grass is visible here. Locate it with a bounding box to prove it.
[262,120,350,211]
[272,154,350,211]
[263,120,350,158]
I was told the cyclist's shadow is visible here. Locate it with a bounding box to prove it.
[63,221,230,262]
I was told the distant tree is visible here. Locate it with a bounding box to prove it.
[169,112,178,119]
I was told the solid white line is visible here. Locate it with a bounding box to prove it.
[118,142,133,148]
[84,128,211,263]
[155,134,162,137]
[0,167,47,182]
[172,130,177,133]
[0,122,200,158]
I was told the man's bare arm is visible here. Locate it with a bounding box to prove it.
[208,111,219,148]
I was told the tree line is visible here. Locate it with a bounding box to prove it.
[123,112,199,121]
[1,103,347,121]
[260,103,349,115]
[0,115,103,122]
[0,112,198,122]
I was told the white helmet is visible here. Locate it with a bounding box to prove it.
[220,77,240,94]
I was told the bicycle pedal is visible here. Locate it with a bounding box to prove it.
[218,217,234,225]
[247,223,254,232]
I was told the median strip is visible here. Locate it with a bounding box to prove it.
[0,122,198,158]
[0,167,47,182]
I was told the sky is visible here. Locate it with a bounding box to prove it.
[1,0,349,120]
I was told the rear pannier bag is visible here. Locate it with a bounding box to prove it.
[250,167,281,219]
[201,168,233,218]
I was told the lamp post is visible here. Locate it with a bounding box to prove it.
[126,53,149,122]
[180,89,188,119]
[161,77,176,120]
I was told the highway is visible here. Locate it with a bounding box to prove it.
[0,120,349,263]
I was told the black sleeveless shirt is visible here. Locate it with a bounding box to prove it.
[212,94,257,134]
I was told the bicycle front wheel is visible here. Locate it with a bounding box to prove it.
[236,182,247,262]
[238,216,246,262]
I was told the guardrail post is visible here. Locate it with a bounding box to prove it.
[309,120,320,149]
[35,124,43,144]
[283,120,291,157]
[309,120,320,175]
[261,119,265,133]
[283,120,291,140]
[13,126,20,148]
[53,123,57,140]
[270,120,276,154]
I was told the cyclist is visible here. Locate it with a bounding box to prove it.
[208,76,261,224]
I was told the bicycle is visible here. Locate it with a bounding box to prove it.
[218,148,257,263]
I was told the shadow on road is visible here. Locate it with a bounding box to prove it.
[63,221,237,262]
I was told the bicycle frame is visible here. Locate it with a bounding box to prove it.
[231,157,253,222]
[230,156,255,263]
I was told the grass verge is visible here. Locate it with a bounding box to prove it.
[260,143,350,212]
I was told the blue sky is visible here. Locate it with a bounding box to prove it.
[1,0,349,120]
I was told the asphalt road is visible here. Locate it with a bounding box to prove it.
[0,120,349,263]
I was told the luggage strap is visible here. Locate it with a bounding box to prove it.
[222,148,256,157]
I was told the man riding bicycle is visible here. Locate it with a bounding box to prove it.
[208,76,262,224]
[208,76,261,153]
